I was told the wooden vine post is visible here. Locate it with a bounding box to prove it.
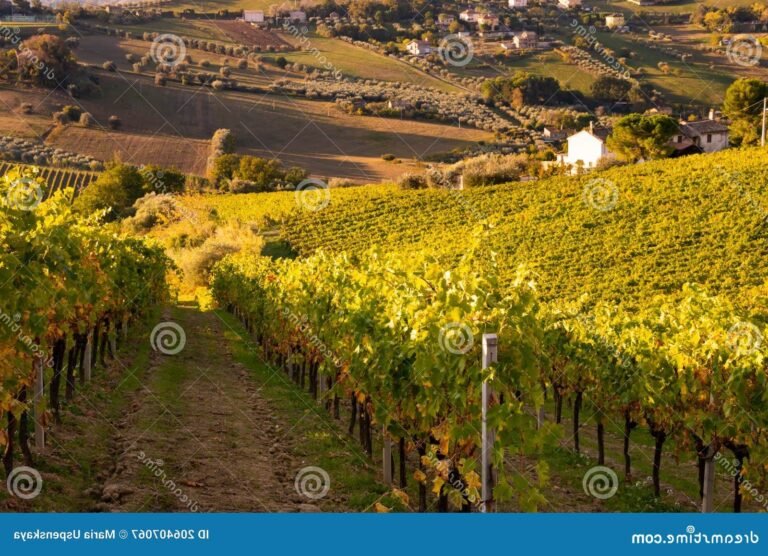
[33,354,45,451]
[481,333,497,513]
[701,445,717,513]
[382,426,393,486]
[83,332,92,382]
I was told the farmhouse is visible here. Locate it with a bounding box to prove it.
[671,119,729,154]
[605,14,625,29]
[542,127,569,142]
[406,40,433,56]
[558,0,582,8]
[512,31,538,49]
[559,124,614,171]
[243,10,265,24]
[477,13,501,30]
[509,0,528,7]
[437,13,456,26]
[459,9,479,23]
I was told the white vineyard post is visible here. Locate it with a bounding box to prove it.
[84,332,92,382]
[382,427,393,486]
[537,406,546,430]
[702,446,717,513]
[481,333,497,513]
[34,356,45,451]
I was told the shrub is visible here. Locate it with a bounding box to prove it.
[219,66,231,77]
[227,178,260,193]
[200,59,210,67]
[209,153,241,185]
[79,112,94,127]
[328,177,359,188]
[284,166,308,186]
[154,73,166,86]
[139,165,186,194]
[61,105,82,121]
[397,172,427,189]
[456,153,528,188]
[20,103,33,114]
[103,60,117,71]
[108,115,121,129]
[210,129,235,156]
[52,111,68,125]
[211,79,225,91]
[125,53,137,63]
[275,56,288,68]
[237,59,247,69]
[74,162,144,219]
[381,153,396,161]
[126,193,181,231]
[176,225,263,287]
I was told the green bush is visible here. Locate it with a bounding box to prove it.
[397,172,427,189]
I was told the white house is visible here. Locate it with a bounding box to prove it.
[605,14,625,29]
[670,119,729,154]
[459,9,479,23]
[559,124,613,171]
[477,13,501,29]
[437,13,456,26]
[243,10,264,23]
[509,0,528,7]
[406,40,433,56]
[512,31,538,49]
[558,0,582,8]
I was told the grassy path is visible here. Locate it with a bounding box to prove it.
[1,303,384,512]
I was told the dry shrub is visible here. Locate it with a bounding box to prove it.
[175,224,263,288]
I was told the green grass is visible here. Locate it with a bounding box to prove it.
[0,310,159,511]
[166,0,315,12]
[216,308,394,511]
[279,34,462,92]
[587,0,757,15]
[588,30,732,105]
[512,52,598,96]
[111,19,232,42]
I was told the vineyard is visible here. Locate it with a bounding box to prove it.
[4,146,768,513]
[196,146,768,512]
[177,186,395,229]
[280,148,768,309]
[0,162,99,203]
[210,235,768,512]
[0,166,169,483]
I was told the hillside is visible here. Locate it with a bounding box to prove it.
[279,148,768,307]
